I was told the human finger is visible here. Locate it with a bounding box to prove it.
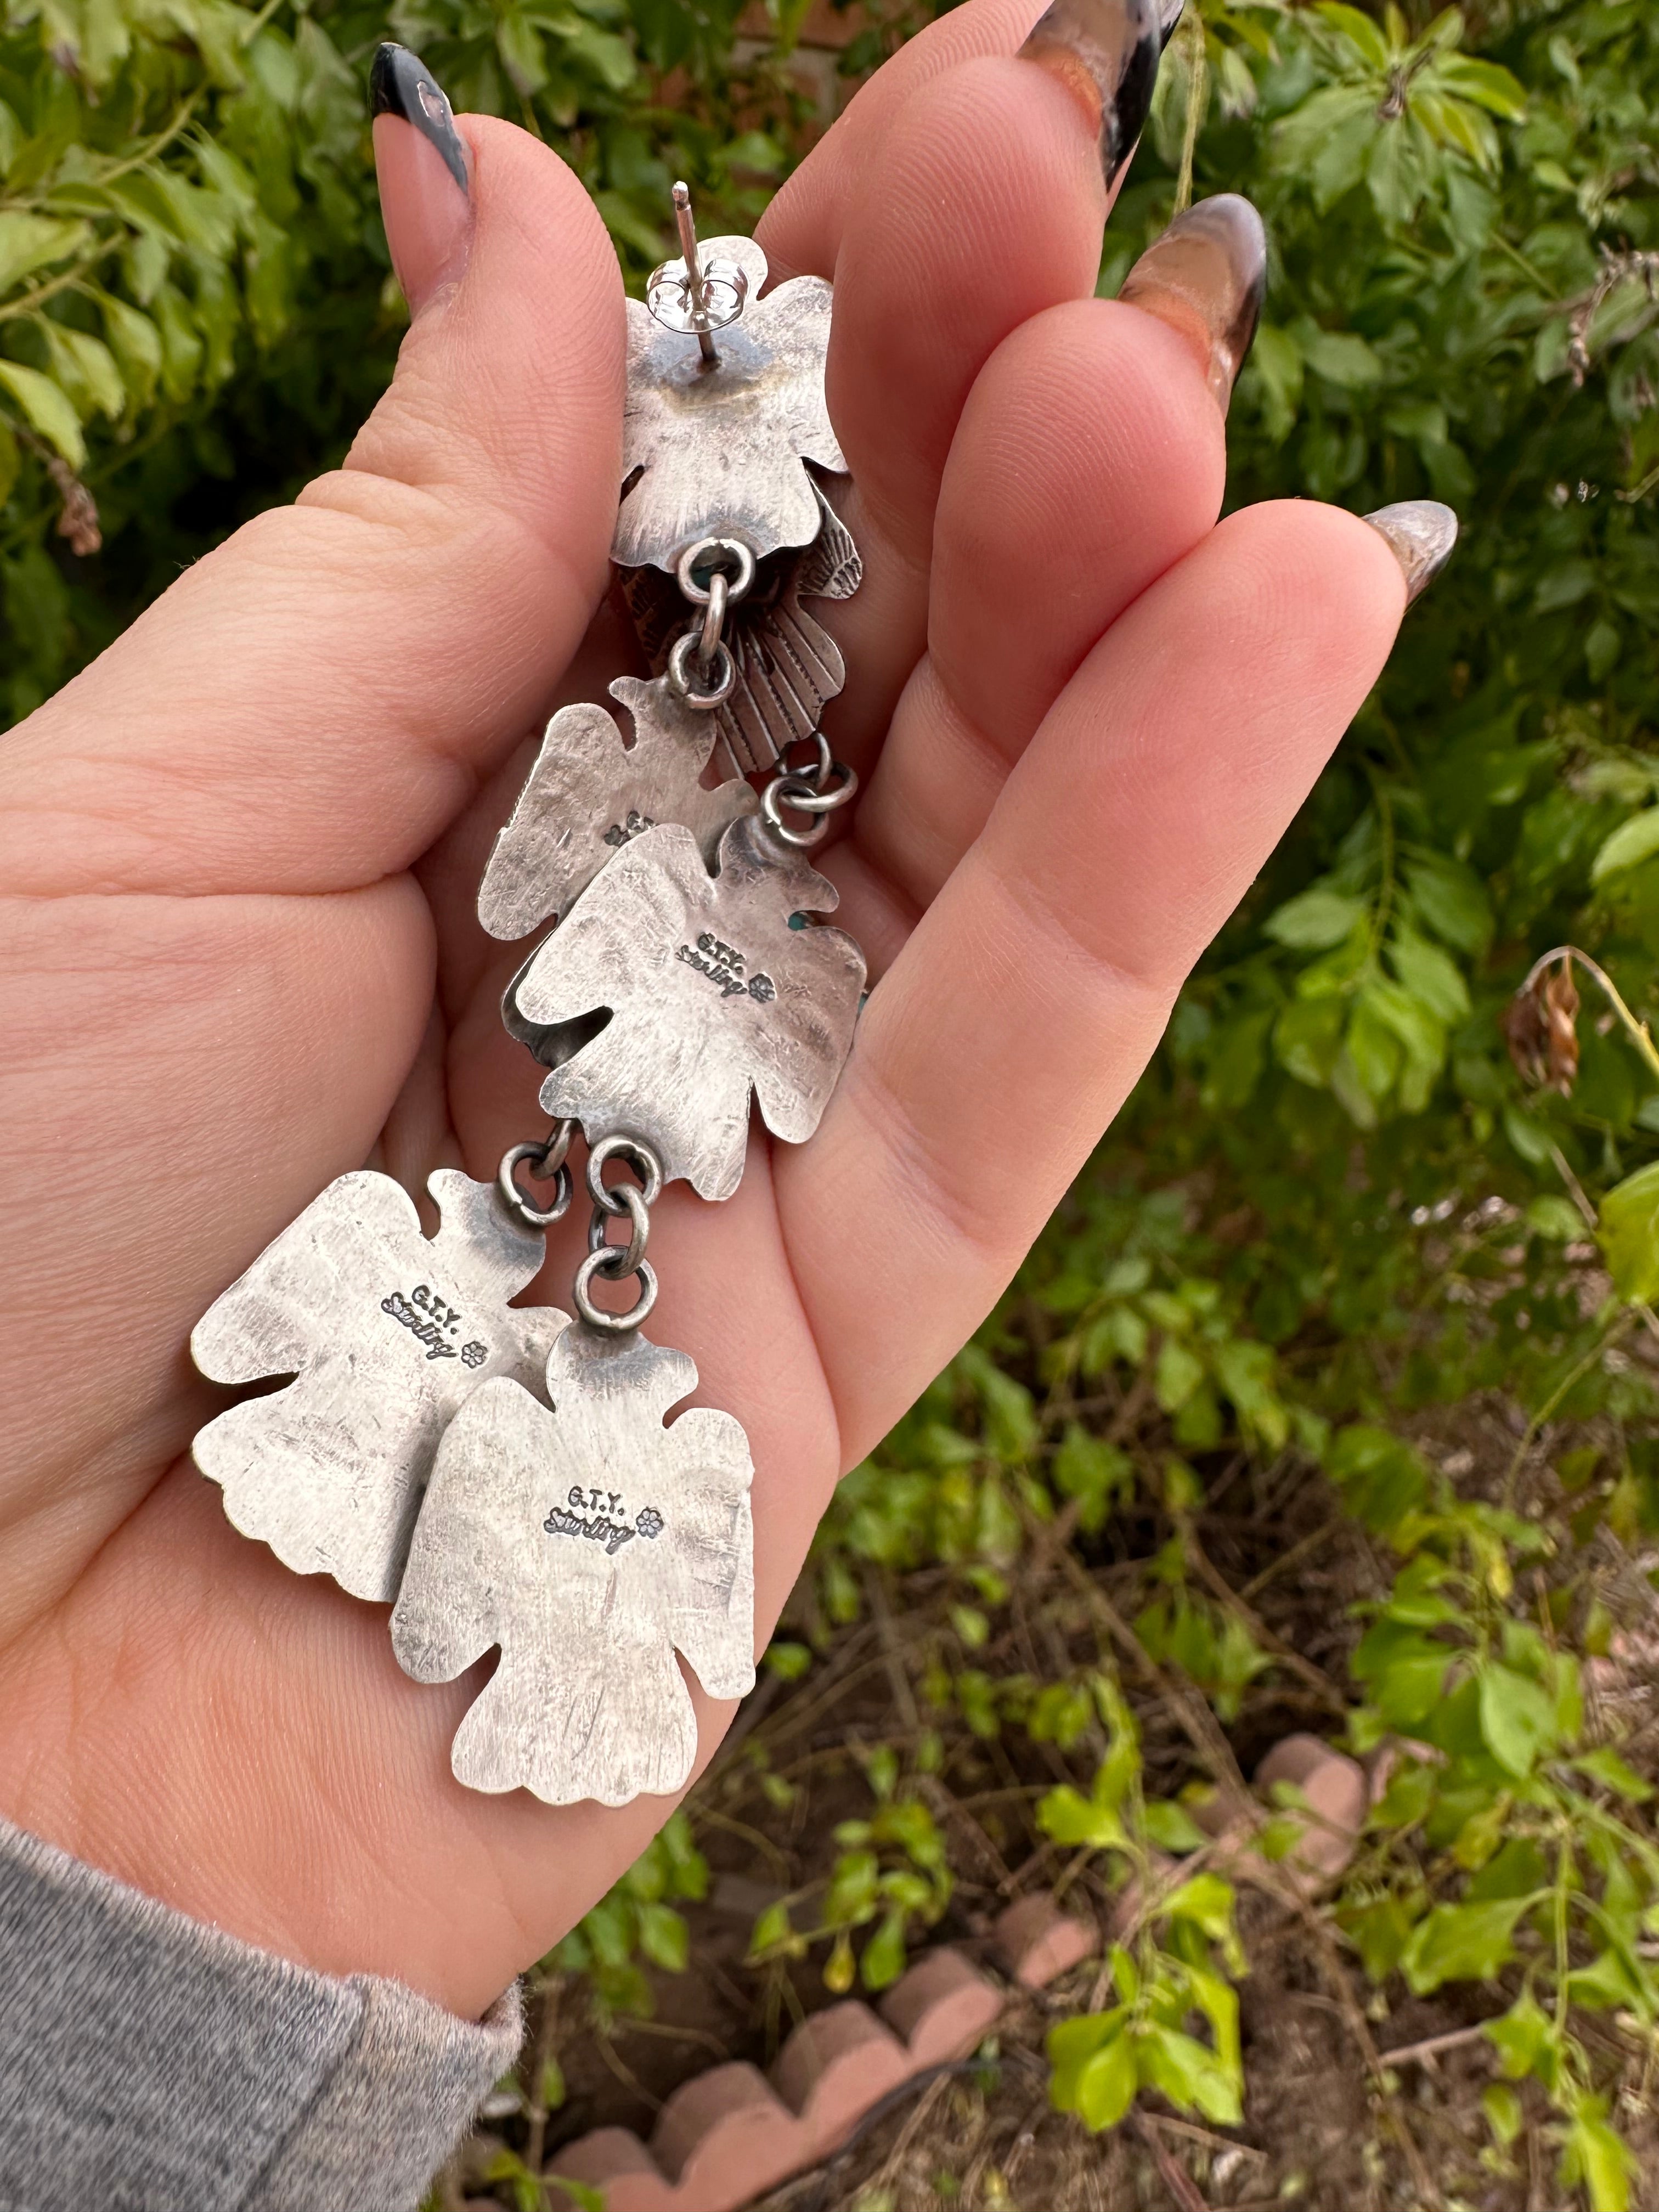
[830,199,1265,967]
[756,0,1165,751]
[781,500,1445,1457]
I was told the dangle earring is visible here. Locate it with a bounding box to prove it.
[189,183,866,1808]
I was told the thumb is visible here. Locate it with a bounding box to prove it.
[0,49,625,902]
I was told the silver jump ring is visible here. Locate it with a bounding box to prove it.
[779,731,833,788]
[699,569,729,665]
[762,778,828,847]
[586,1132,664,1214]
[586,1182,650,1276]
[573,1251,659,1335]
[498,1133,575,1228]
[668,629,736,709]
[675,536,756,607]
[776,762,859,814]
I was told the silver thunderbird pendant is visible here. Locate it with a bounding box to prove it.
[508,814,866,1200]
[390,1325,755,1807]
[616,232,845,572]
[190,1169,566,1602]
[477,673,757,943]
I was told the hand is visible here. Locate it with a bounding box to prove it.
[0,0,1417,2019]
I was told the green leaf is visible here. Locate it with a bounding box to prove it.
[1297,326,1384,388]
[860,1910,908,1991]
[1482,2083,1522,2147]
[1316,3,1390,68]
[1154,1336,1205,1414]
[1038,1784,1128,1852]
[748,1900,799,1961]
[0,214,88,296]
[1572,1747,1654,1802]
[1484,1989,1553,2079]
[1137,2025,1243,2126]
[94,291,163,415]
[1052,1424,1133,1533]
[1075,2029,1138,2131]
[1477,1663,1558,1777]
[1048,2008,1129,2112]
[637,1902,689,1973]
[1159,1872,1236,1943]
[1592,808,1659,883]
[0,359,84,465]
[1438,54,1527,120]
[1265,884,1367,949]
[1560,2109,1638,2212]
[1401,1897,1530,1993]
[549,2179,606,2212]
[1143,1799,1206,1853]
[1598,1163,1659,1304]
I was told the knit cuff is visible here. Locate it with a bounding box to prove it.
[0,1818,520,2212]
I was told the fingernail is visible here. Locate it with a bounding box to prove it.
[1363,500,1459,605]
[1019,0,1163,189]
[370,43,471,314]
[1118,194,1266,417]
[1156,0,1186,47]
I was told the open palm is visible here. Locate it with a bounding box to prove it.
[0,0,1406,2020]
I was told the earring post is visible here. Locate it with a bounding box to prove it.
[672,180,718,366]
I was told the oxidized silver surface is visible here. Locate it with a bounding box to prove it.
[615,234,846,573]
[191,1170,567,1602]
[391,1325,755,1807]
[510,814,866,1200]
[622,487,863,773]
[477,674,757,943]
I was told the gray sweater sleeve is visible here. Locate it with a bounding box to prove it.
[0,1817,521,2212]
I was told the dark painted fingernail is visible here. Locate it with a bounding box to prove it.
[1363,500,1459,605]
[1156,0,1186,48]
[370,44,472,313]
[1019,0,1163,188]
[1118,194,1266,417]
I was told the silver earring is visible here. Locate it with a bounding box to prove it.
[189,184,866,1808]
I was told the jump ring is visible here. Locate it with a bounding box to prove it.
[586,1132,664,1214]
[573,1251,659,1335]
[698,569,729,665]
[675,536,756,607]
[775,763,858,814]
[498,1139,574,1228]
[778,731,833,788]
[762,776,830,848]
[586,1183,650,1276]
[668,629,736,709]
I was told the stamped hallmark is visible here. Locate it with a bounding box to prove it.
[604,807,657,851]
[381,1282,489,1367]
[543,1485,666,1556]
[677,930,776,1002]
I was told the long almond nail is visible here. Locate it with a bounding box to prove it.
[1019,0,1163,189]
[370,43,472,315]
[1364,500,1459,605]
[1118,195,1266,417]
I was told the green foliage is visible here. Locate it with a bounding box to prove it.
[746,1748,953,1994]
[0,0,803,718]
[545,1810,707,2021]
[1042,1680,1246,2135]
